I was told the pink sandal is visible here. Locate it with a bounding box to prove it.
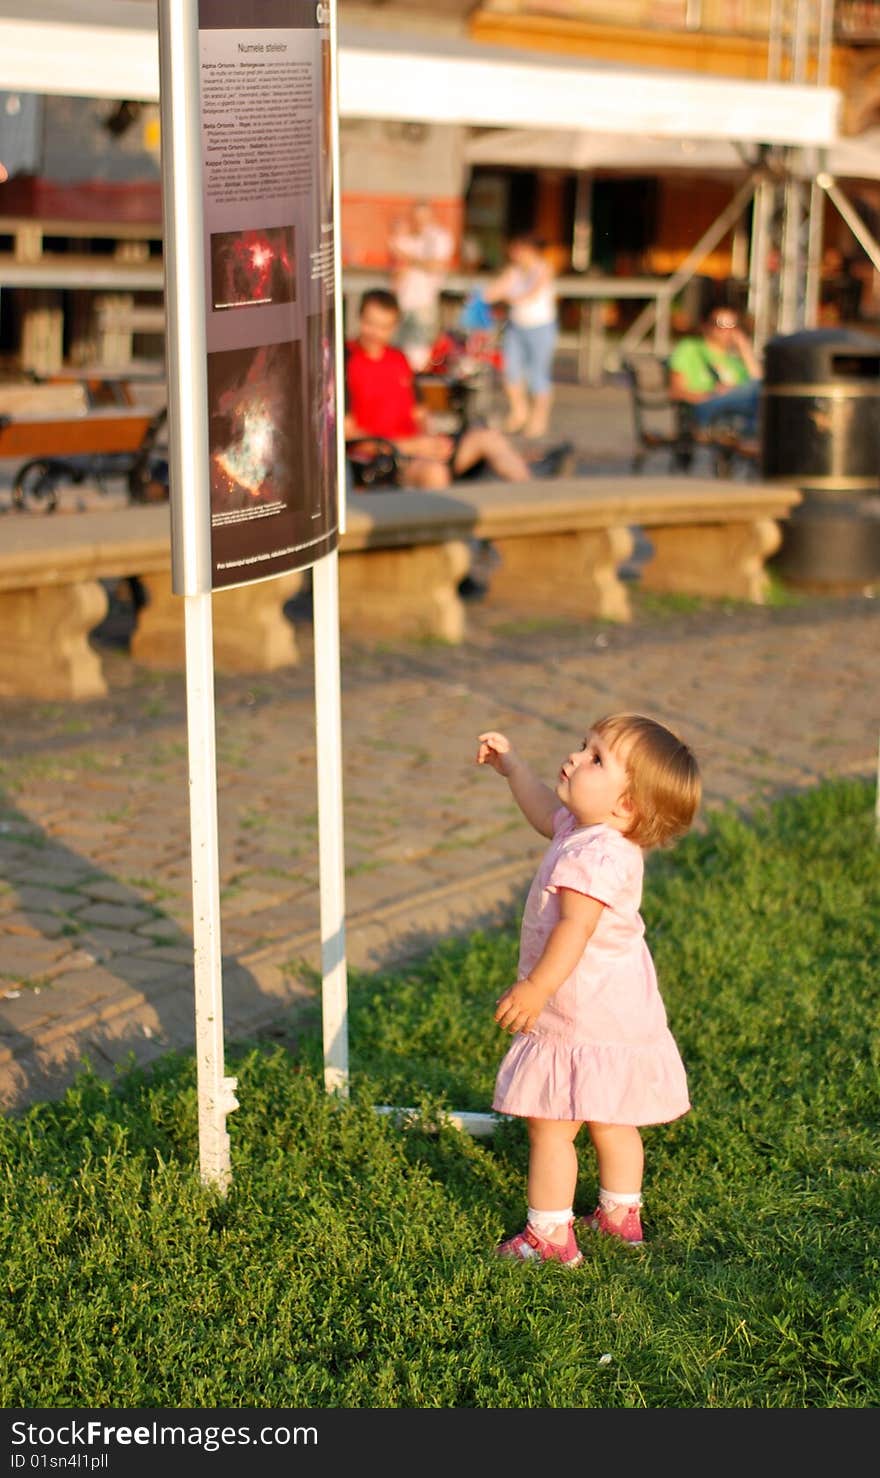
[581,1205,644,1244]
[496,1221,584,1266]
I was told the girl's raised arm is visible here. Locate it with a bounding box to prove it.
[477,731,559,838]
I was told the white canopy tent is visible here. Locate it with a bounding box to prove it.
[815,126,880,182]
[464,125,880,182]
[466,127,761,176]
[0,3,841,147]
[334,27,840,145]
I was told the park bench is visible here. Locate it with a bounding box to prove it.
[0,476,800,700]
[623,353,761,479]
[0,379,167,510]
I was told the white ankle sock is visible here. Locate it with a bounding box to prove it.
[598,1188,642,1211]
[527,1206,573,1237]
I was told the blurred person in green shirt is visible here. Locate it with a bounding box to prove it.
[668,305,762,439]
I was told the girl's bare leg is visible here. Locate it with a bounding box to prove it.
[524,389,553,440]
[586,1121,644,1228]
[526,1117,583,1243]
[503,380,529,434]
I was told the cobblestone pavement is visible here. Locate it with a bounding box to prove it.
[1,378,877,1108]
[1,579,877,1111]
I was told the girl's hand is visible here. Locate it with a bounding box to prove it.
[476,731,516,776]
[494,977,548,1035]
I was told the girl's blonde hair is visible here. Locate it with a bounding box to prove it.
[592,713,701,850]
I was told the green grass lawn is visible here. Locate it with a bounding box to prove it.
[1,777,878,1409]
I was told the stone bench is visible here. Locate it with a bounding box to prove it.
[0,495,473,700]
[459,475,801,618]
[0,476,800,700]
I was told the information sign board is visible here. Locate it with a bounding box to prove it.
[196,0,338,590]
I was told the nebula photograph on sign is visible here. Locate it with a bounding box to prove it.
[208,338,302,514]
[210,225,296,311]
[306,305,336,519]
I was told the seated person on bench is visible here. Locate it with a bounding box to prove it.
[344,288,533,488]
[668,305,762,440]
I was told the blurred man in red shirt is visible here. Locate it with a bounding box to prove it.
[344,289,532,489]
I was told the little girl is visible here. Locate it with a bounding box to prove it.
[476,714,701,1264]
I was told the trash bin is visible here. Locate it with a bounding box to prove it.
[761,327,880,588]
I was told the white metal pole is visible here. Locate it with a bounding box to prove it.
[312,550,349,1098]
[749,174,776,351]
[309,0,350,1101]
[804,171,825,329]
[158,0,237,1190]
[184,591,238,1189]
[571,172,592,273]
[780,165,804,333]
[819,175,880,275]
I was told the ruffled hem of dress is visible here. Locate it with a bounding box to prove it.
[492,1031,690,1126]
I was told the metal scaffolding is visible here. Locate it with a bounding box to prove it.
[623,1,880,362]
[749,0,836,346]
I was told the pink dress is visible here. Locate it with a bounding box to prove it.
[492,809,690,1126]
